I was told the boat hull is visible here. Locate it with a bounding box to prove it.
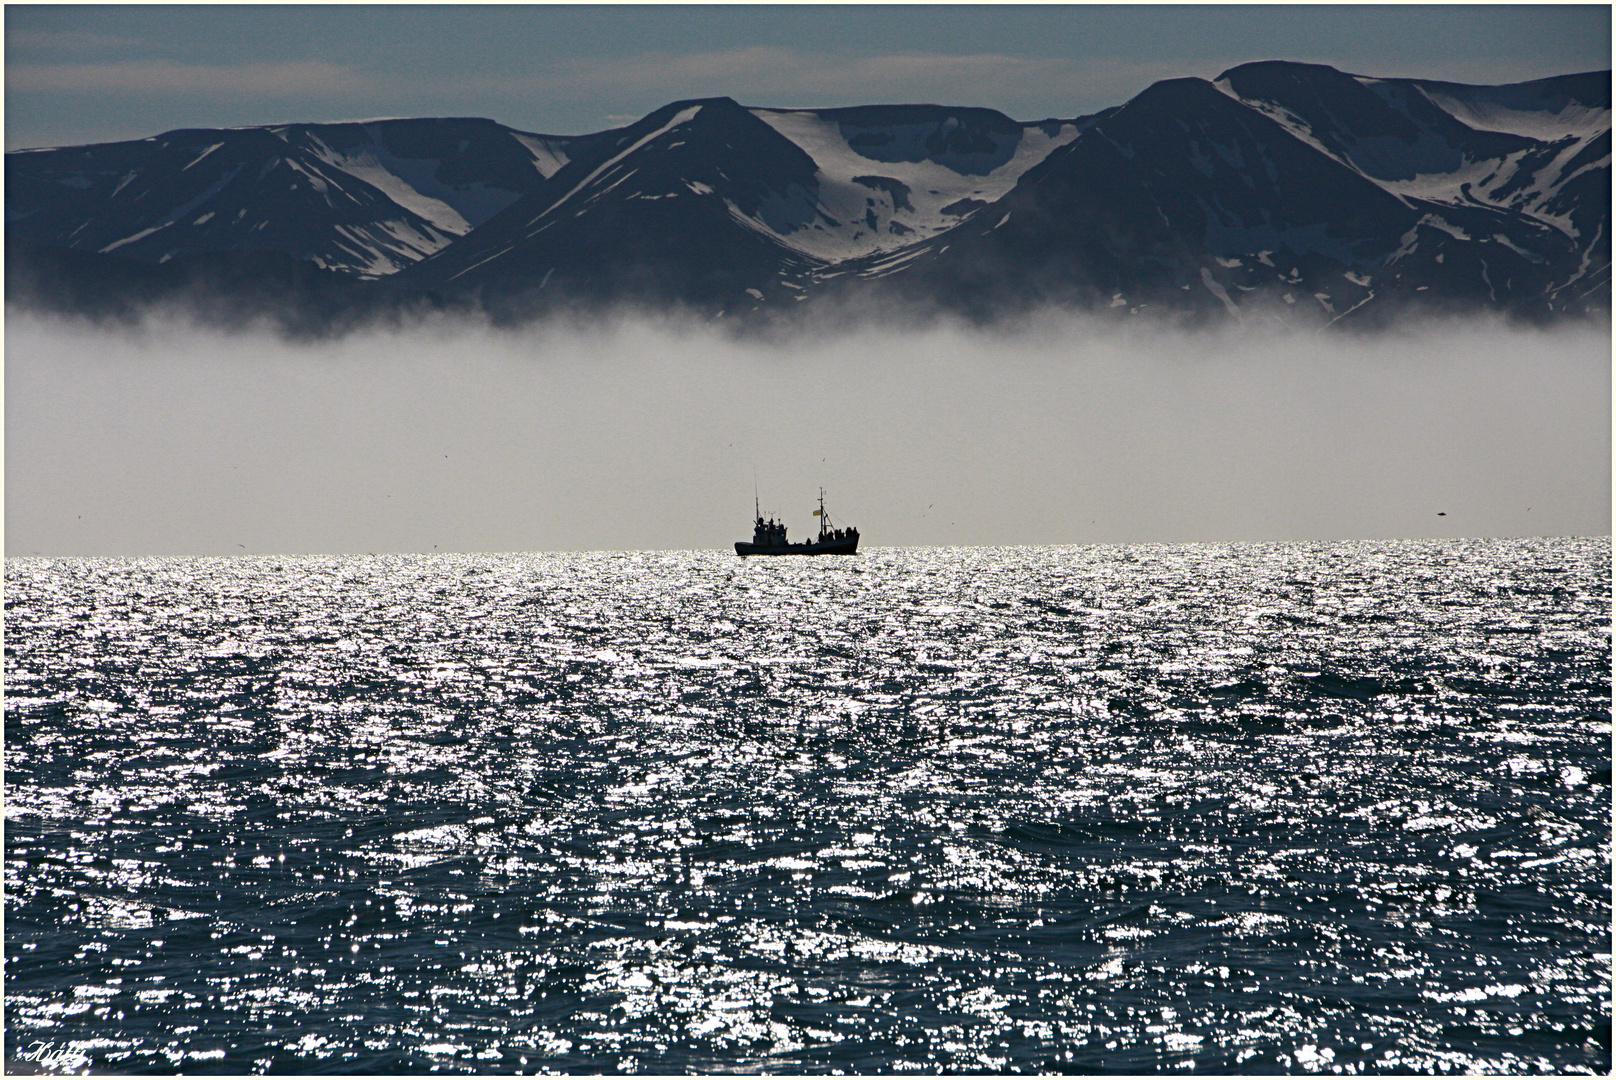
[735,536,859,556]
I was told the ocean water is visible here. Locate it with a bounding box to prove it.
[4,539,1610,1075]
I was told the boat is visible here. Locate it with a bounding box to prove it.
[736,489,859,556]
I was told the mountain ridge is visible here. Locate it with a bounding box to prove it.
[7,61,1608,329]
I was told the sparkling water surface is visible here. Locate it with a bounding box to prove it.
[5,539,1610,1074]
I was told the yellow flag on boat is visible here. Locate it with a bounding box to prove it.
[813,509,822,516]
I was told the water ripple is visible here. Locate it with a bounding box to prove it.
[5,539,1610,1073]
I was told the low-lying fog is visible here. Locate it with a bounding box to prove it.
[6,308,1610,557]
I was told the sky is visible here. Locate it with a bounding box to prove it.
[7,310,1610,557]
[6,4,1612,150]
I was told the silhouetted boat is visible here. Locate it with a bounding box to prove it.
[736,489,859,556]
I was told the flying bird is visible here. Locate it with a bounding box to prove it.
[1437,512,1447,517]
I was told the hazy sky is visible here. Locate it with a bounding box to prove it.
[7,310,1609,557]
[6,4,1611,149]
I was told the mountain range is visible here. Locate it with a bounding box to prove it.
[7,61,1609,330]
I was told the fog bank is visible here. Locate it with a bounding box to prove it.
[6,309,1609,556]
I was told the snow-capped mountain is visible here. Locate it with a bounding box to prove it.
[1220,66,1607,230]
[389,98,1089,312]
[846,66,1605,323]
[388,98,836,310]
[6,117,603,277]
[6,62,1608,327]
[1213,63,1609,311]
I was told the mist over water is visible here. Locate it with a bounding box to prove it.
[5,307,1609,557]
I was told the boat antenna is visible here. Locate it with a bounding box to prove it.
[754,473,760,521]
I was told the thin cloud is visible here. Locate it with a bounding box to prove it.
[7,59,361,97]
[6,28,145,51]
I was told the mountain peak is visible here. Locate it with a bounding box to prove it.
[1214,59,1358,84]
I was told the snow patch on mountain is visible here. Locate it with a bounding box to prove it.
[748,109,1079,263]
[1209,79,1343,164]
[508,133,575,179]
[323,216,453,277]
[1375,152,1523,207]
[100,164,245,254]
[1216,71,1609,245]
[181,143,225,172]
[1199,219,1366,267]
[287,126,547,237]
[1409,84,1610,142]
[302,139,471,235]
[540,105,704,223]
[1377,134,1603,243]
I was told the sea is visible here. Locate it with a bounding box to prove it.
[4,539,1610,1075]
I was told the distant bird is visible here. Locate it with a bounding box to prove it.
[237,544,245,548]
[1437,512,1447,517]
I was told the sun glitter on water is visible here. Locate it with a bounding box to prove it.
[5,539,1610,1074]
